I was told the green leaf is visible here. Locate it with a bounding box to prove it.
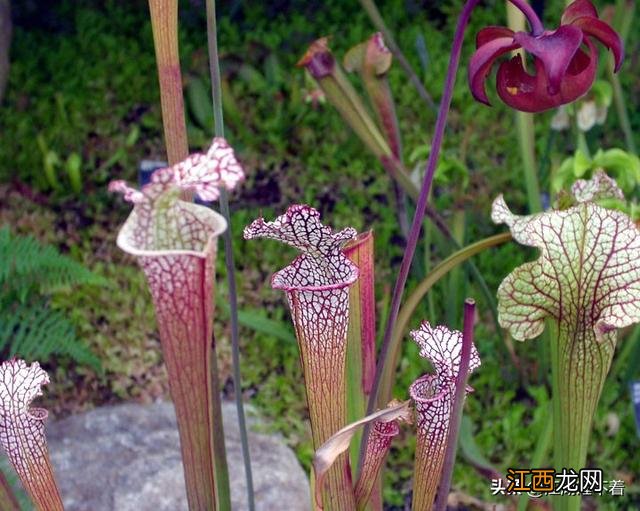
[572,149,591,178]
[458,415,500,481]
[0,301,101,371]
[186,76,214,133]
[590,80,613,108]
[592,148,640,192]
[220,303,296,344]
[0,227,105,294]
[65,152,83,194]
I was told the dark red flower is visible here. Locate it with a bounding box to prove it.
[469,0,623,112]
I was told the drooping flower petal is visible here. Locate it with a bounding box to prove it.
[0,360,63,511]
[110,139,241,509]
[469,0,623,112]
[571,16,623,71]
[468,36,519,105]
[496,38,597,113]
[571,169,624,203]
[475,26,515,47]
[244,205,358,510]
[312,401,411,510]
[514,25,583,95]
[561,0,598,24]
[409,323,481,511]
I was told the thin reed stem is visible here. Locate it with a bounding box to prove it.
[205,1,255,509]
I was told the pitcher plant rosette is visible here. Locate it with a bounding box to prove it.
[0,359,64,511]
[312,321,480,511]
[244,205,359,510]
[110,137,244,510]
[493,171,640,511]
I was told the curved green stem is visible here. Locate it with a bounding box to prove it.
[205,1,255,509]
[377,232,512,406]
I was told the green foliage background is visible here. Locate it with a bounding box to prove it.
[0,0,638,508]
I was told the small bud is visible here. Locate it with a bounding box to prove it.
[577,100,597,132]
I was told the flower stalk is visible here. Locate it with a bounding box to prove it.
[434,299,475,511]
[205,0,254,507]
[506,1,542,213]
[366,0,485,424]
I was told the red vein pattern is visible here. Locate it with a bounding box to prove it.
[492,172,640,475]
[0,360,63,511]
[408,322,480,511]
[571,169,624,203]
[110,137,243,510]
[354,419,399,509]
[244,205,358,511]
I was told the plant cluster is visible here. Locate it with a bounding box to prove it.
[0,1,638,511]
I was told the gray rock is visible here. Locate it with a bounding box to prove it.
[45,401,311,511]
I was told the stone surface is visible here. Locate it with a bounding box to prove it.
[43,400,311,511]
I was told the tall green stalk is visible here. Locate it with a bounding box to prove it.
[205,1,255,509]
[506,1,542,214]
[610,0,636,154]
[378,233,512,406]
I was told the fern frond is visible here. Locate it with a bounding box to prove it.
[0,301,101,371]
[0,226,105,294]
